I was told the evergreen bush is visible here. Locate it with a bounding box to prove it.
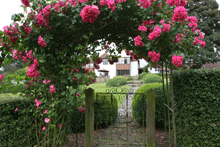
[106,76,127,87]
[142,74,162,84]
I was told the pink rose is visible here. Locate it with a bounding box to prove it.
[58,124,62,129]
[44,110,48,114]
[42,126,46,130]
[15,108,18,112]
[172,6,188,22]
[138,0,151,9]
[172,55,183,67]
[134,35,144,47]
[50,85,56,93]
[45,118,50,123]
[35,99,41,109]
[38,35,47,47]
[21,0,30,7]
[0,74,4,81]
[80,5,100,23]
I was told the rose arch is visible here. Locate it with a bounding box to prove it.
[0,0,205,146]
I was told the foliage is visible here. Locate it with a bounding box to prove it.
[173,68,220,146]
[186,0,220,68]
[68,92,118,133]
[126,75,134,81]
[142,74,162,84]
[0,67,27,94]
[106,76,127,87]
[0,98,37,147]
[132,83,168,128]
[0,0,207,145]
[140,72,148,79]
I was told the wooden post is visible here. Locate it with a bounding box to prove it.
[147,88,156,147]
[85,88,94,147]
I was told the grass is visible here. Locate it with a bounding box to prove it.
[89,83,130,107]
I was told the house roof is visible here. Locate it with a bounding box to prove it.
[99,52,109,59]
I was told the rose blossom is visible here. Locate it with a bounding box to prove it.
[172,55,183,67]
[80,5,100,23]
[42,126,46,131]
[38,36,47,47]
[50,85,56,93]
[172,6,188,22]
[0,74,5,81]
[35,99,41,109]
[134,35,144,47]
[45,118,50,123]
[21,0,30,7]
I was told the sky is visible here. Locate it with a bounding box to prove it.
[0,0,220,31]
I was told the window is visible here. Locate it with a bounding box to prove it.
[103,59,108,65]
[117,70,130,76]
[117,58,130,64]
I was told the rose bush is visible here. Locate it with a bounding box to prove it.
[0,0,206,146]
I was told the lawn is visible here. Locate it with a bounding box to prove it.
[89,83,130,107]
[0,93,23,103]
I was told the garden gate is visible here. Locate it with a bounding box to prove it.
[85,87,156,147]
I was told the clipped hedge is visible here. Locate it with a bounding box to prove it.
[68,93,118,133]
[106,76,127,87]
[132,83,167,128]
[173,68,220,146]
[142,74,162,84]
[140,72,148,79]
[0,98,37,147]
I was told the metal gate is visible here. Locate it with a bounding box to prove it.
[94,87,148,146]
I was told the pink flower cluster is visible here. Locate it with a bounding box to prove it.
[100,0,126,11]
[172,55,183,67]
[43,80,51,84]
[21,0,30,7]
[38,36,47,47]
[138,0,151,9]
[187,16,198,32]
[148,51,160,63]
[174,33,185,43]
[134,35,144,47]
[0,74,4,81]
[27,59,40,78]
[80,5,100,23]
[23,23,32,35]
[172,6,188,22]
[166,0,187,7]
[78,103,86,113]
[35,99,41,109]
[148,25,162,41]
[192,30,206,48]
[138,25,148,32]
[50,85,56,93]
[12,50,33,63]
[3,24,20,44]
[36,4,52,28]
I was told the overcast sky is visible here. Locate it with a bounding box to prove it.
[0,0,220,31]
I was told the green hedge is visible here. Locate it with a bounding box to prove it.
[106,76,127,87]
[140,72,148,79]
[68,93,118,133]
[132,83,167,128]
[142,74,162,84]
[0,98,37,147]
[173,68,220,146]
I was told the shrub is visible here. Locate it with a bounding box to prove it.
[140,72,148,79]
[68,93,118,133]
[132,83,167,128]
[173,68,220,146]
[106,76,127,87]
[0,97,37,147]
[142,74,162,84]
[127,75,134,81]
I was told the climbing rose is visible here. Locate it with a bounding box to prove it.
[148,25,162,41]
[138,0,151,9]
[38,36,47,47]
[166,0,180,6]
[44,110,48,114]
[43,5,52,18]
[15,108,18,112]
[162,23,171,33]
[80,5,100,23]
[54,4,60,12]
[50,85,56,93]
[174,33,185,43]
[78,106,86,113]
[172,55,183,67]
[200,40,206,48]
[42,126,46,130]
[21,0,30,7]
[26,50,34,60]
[107,0,116,11]
[27,59,40,78]
[23,23,32,34]
[172,6,188,22]
[193,37,200,46]
[151,51,160,63]
[0,74,4,81]
[134,35,144,47]
[35,99,41,109]
[45,118,50,123]
[138,25,148,32]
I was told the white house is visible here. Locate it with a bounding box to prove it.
[85,50,159,79]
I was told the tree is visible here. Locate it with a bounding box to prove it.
[186,0,220,68]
